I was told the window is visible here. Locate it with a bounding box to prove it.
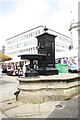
[28,34,30,37]
[32,32,35,36]
[38,30,40,34]
[59,36,62,40]
[36,31,37,35]
[31,33,32,37]
[24,42,26,46]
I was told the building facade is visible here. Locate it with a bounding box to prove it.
[0,46,5,54]
[69,22,78,50]
[5,25,71,59]
[78,1,80,70]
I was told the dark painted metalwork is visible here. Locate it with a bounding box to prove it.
[19,28,58,76]
[14,90,20,100]
[35,32,58,75]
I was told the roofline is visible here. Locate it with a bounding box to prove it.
[6,25,70,41]
[48,28,70,38]
[6,25,44,41]
[36,32,57,38]
[69,22,80,31]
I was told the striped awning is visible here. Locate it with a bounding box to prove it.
[0,53,12,62]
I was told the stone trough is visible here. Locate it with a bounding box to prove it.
[17,73,80,103]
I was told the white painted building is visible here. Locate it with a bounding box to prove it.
[5,25,71,59]
[78,1,80,70]
[69,21,78,50]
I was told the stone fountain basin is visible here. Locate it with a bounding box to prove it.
[17,73,80,103]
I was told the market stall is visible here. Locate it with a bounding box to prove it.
[0,52,12,73]
[4,57,30,76]
[0,52,12,62]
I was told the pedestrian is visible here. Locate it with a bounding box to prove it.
[69,58,77,73]
[8,63,10,69]
[13,63,15,70]
[0,66,2,77]
[17,64,21,77]
[33,60,38,69]
[61,58,63,64]
[23,62,26,77]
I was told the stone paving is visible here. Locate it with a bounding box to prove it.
[0,73,79,119]
[0,95,79,118]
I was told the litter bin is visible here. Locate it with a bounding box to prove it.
[55,64,69,73]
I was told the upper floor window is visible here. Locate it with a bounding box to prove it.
[38,30,40,34]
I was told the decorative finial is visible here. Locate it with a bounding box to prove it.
[44,26,48,32]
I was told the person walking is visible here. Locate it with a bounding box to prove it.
[0,66,2,77]
[69,58,77,73]
[23,62,26,77]
[17,63,21,77]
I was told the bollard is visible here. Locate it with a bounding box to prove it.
[14,90,20,100]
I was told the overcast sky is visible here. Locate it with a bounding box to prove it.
[0,0,79,49]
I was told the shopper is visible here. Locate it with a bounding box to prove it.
[17,64,21,77]
[23,62,26,77]
[69,58,77,73]
[0,66,2,77]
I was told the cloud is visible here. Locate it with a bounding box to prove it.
[0,0,50,45]
[0,0,79,49]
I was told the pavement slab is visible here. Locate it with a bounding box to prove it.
[2,100,60,118]
[1,95,79,118]
[0,73,79,119]
[0,99,22,111]
[48,95,79,118]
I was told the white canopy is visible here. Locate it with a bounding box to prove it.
[55,49,78,59]
[4,57,29,63]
